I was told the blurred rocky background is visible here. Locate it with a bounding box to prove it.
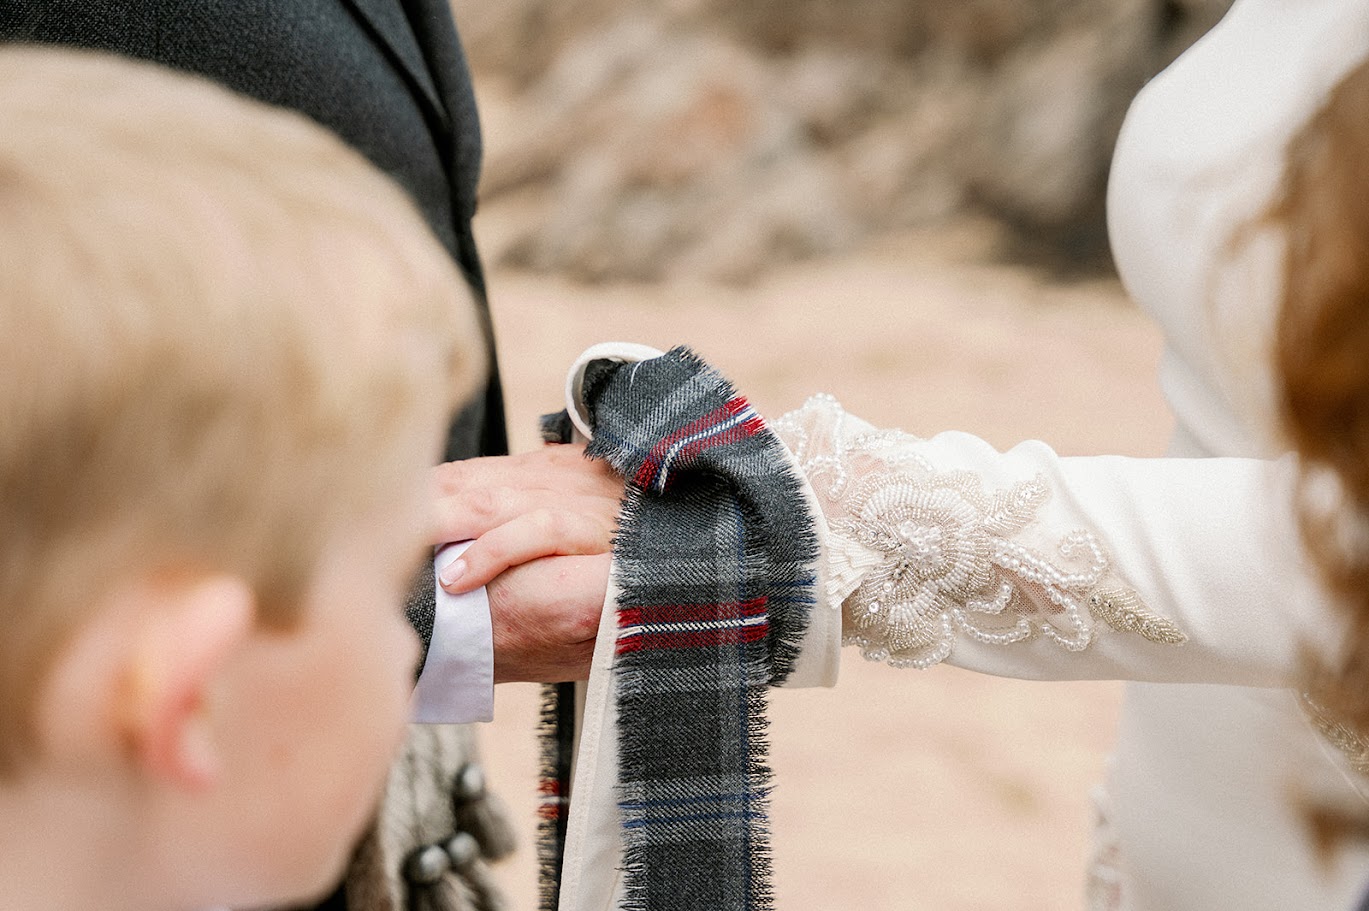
[463,5,1229,909]
[454,0,1231,283]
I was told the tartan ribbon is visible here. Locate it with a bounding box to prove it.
[535,409,578,911]
[538,347,818,911]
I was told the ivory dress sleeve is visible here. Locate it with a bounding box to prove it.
[773,393,1340,688]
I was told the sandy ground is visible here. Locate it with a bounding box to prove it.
[473,217,1174,911]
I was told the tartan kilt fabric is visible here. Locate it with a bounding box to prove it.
[539,347,819,911]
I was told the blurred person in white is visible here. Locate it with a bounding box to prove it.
[439,0,1369,907]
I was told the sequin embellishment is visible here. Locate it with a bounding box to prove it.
[1301,693,1369,776]
[775,394,1188,669]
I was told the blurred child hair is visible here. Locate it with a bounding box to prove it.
[0,45,481,775]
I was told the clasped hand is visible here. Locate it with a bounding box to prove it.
[429,444,621,683]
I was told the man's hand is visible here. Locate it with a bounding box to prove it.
[486,554,607,683]
[429,444,622,683]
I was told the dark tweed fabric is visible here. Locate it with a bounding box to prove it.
[543,347,819,911]
[0,0,507,464]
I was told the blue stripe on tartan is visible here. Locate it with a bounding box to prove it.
[622,810,768,829]
[620,791,758,810]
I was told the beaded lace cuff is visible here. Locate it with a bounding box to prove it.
[773,394,1187,669]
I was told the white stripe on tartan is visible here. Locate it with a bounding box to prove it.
[618,614,768,640]
[654,404,759,492]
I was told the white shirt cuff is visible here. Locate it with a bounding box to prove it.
[411,540,495,723]
[564,342,666,441]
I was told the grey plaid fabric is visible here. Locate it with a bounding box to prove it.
[564,346,819,911]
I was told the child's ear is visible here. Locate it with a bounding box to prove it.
[120,576,255,791]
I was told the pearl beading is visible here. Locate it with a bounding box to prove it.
[774,394,1188,670]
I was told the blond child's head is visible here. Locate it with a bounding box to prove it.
[0,46,481,910]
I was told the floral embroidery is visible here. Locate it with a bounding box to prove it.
[775,393,1188,669]
[1088,588,1187,646]
[1300,693,1369,776]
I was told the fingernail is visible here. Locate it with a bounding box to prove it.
[439,558,467,588]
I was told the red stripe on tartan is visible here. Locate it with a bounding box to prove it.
[618,597,768,628]
[536,778,566,819]
[616,622,769,654]
[722,395,752,416]
[725,396,769,435]
[660,418,762,484]
[631,397,759,489]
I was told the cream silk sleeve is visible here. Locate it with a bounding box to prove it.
[774,394,1341,687]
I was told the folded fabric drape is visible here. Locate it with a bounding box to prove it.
[538,347,820,911]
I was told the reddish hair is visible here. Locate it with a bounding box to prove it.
[1273,57,1369,850]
